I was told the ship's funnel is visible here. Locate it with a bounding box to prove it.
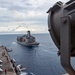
[27,31,31,37]
[47,0,75,75]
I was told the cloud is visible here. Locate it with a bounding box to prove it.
[0,23,48,33]
[0,0,69,33]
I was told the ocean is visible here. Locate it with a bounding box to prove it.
[0,33,74,75]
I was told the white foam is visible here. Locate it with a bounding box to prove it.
[63,73,69,75]
[12,42,17,45]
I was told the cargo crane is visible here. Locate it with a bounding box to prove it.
[47,0,75,75]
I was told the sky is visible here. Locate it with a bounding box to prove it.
[0,0,69,34]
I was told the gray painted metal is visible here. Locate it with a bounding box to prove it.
[60,16,75,75]
[47,0,75,75]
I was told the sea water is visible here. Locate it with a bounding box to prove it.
[0,34,75,75]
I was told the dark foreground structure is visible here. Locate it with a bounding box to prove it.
[47,0,75,75]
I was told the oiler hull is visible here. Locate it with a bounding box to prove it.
[17,41,39,47]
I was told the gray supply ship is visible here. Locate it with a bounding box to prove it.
[17,31,39,46]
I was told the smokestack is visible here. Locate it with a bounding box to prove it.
[27,31,31,37]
